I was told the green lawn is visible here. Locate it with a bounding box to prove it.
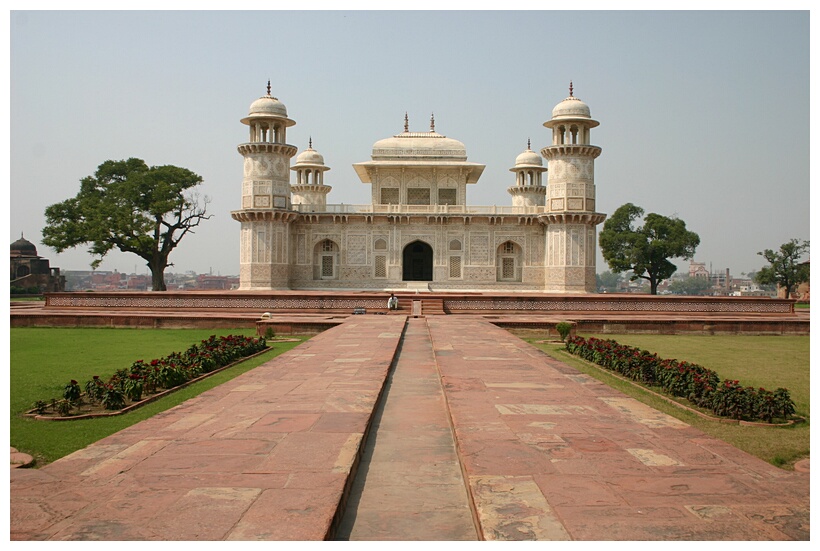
[10,327,307,466]
[526,333,810,469]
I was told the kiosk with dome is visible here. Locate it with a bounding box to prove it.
[232,82,606,292]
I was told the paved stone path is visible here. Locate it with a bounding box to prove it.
[337,317,477,540]
[11,316,406,540]
[11,315,809,540]
[427,317,809,540]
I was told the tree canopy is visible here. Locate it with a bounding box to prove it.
[754,239,810,299]
[43,158,211,291]
[599,203,700,295]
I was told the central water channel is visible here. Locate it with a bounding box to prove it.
[335,317,478,540]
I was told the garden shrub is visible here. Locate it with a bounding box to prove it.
[555,322,573,342]
[564,335,795,423]
[34,335,267,417]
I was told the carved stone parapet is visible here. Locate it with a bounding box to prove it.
[540,145,602,159]
[237,143,298,156]
[291,184,331,194]
[507,186,547,196]
[231,210,300,223]
[537,212,607,226]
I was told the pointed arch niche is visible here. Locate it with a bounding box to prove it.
[402,240,433,281]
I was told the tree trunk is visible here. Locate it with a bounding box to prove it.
[650,278,659,295]
[148,257,167,291]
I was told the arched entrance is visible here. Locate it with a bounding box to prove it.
[402,240,433,281]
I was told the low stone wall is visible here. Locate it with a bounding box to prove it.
[498,318,808,336]
[442,294,794,315]
[11,313,258,330]
[21,291,804,335]
[45,291,388,313]
[43,291,794,315]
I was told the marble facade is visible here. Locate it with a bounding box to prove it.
[231,83,606,292]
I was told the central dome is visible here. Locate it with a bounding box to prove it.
[371,131,467,161]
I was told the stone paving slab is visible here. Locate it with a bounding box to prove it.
[426,317,810,541]
[10,315,406,541]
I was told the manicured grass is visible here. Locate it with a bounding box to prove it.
[10,327,307,466]
[525,333,810,469]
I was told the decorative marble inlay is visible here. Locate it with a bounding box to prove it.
[470,234,490,265]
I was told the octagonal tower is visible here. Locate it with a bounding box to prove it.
[508,140,547,207]
[539,83,607,292]
[231,82,298,289]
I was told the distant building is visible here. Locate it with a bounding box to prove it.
[10,235,65,293]
[689,261,709,278]
[196,274,240,290]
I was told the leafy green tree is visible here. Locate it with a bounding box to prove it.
[668,276,713,296]
[754,239,810,299]
[43,158,211,291]
[599,203,700,295]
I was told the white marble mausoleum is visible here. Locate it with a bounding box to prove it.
[231,83,607,292]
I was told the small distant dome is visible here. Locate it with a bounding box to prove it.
[294,144,326,167]
[544,83,599,129]
[241,81,295,127]
[551,95,591,120]
[248,94,288,118]
[11,235,37,256]
[515,147,542,167]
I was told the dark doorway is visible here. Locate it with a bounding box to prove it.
[402,241,433,281]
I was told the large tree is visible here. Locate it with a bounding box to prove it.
[599,203,700,295]
[43,158,211,291]
[754,239,810,299]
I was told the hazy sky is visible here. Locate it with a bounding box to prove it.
[8,8,811,278]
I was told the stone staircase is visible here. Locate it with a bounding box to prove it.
[395,297,446,316]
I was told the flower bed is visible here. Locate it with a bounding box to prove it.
[564,336,796,423]
[28,334,268,419]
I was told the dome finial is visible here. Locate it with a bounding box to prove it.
[527,138,531,151]
[266,80,271,96]
[308,136,313,149]
[569,81,574,97]
[430,113,435,132]
[404,112,409,133]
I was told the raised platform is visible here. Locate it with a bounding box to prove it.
[9,290,808,335]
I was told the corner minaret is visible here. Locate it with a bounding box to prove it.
[291,138,332,209]
[508,139,547,207]
[231,82,298,289]
[540,83,607,292]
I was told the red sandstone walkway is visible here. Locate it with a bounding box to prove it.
[427,317,809,540]
[11,316,810,540]
[10,316,406,540]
